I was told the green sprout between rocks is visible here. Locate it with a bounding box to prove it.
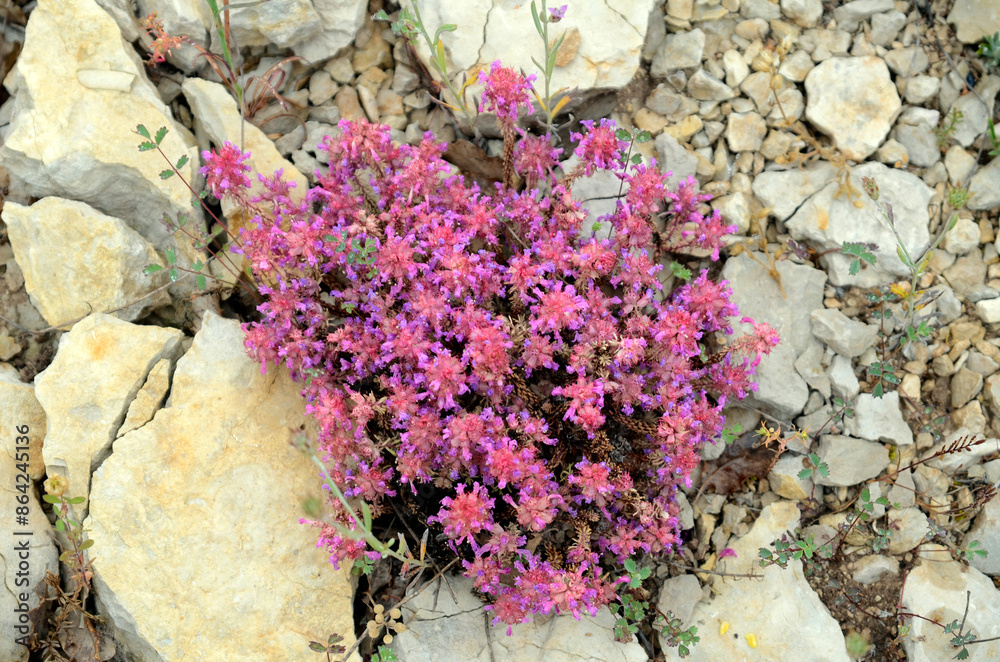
[934,107,965,149]
[977,30,1000,70]
[611,558,700,657]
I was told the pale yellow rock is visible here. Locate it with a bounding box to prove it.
[2,197,170,327]
[35,314,184,508]
[663,115,703,142]
[117,358,172,438]
[0,0,200,253]
[86,312,357,662]
[0,364,47,480]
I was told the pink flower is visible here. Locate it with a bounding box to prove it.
[479,62,536,130]
[200,142,252,200]
[430,483,495,545]
[571,119,627,176]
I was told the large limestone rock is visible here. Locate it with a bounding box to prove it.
[85,311,356,661]
[901,545,1000,661]
[664,502,850,661]
[948,0,1000,44]
[35,314,184,511]
[393,574,646,662]
[1,366,58,662]
[0,0,201,254]
[413,1,659,99]
[784,161,933,286]
[2,198,170,328]
[804,56,901,160]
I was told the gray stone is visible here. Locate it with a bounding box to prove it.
[828,354,860,401]
[833,0,894,31]
[741,0,781,20]
[778,49,815,82]
[781,0,823,27]
[870,10,907,46]
[795,341,831,398]
[656,575,704,629]
[948,75,1000,148]
[394,574,646,662]
[844,392,914,446]
[968,157,1000,211]
[952,367,984,408]
[966,351,999,376]
[941,217,982,255]
[944,248,988,297]
[948,0,1000,44]
[963,496,1000,575]
[810,308,878,358]
[894,109,940,167]
[655,133,700,188]
[902,544,1000,661]
[814,435,890,486]
[852,554,899,585]
[752,161,838,222]
[902,75,940,105]
[722,253,827,420]
[984,374,1000,414]
[652,28,706,76]
[646,85,700,122]
[887,507,931,554]
[712,192,751,235]
[883,47,929,76]
[887,468,916,508]
[687,69,736,101]
[785,162,933,286]
[945,146,977,187]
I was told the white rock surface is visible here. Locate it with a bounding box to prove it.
[35,314,184,510]
[86,312,357,661]
[668,502,849,661]
[813,435,890,486]
[0,0,201,255]
[843,392,914,446]
[784,161,933,286]
[722,253,827,420]
[803,56,901,160]
[2,198,169,327]
[413,1,658,97]
[948,0,1000,44]
[392,574,646,662]
[963,495,1000,576]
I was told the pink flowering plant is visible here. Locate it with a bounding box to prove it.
[143,58,779,639]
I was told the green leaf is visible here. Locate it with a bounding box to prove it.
[371,9,390,21]
[636,130,652,143]
[530,1,543,35]
[175,154,189,170]
[59,551,71,562]
[631,154,642,164]
[309,642,327,652]
[144,264,164,274]
[798,468,813,480]
[160,169,175,179]
[138,141,157,152]
[55,519,66,531]
[817,463,830,478]
[68,496,86,505]
[196,274,207,291]
[79,539,95,551]
[615,128,632,141]
[42,494,62,504]
[169,266,179,283]
[155,126,168,145]
[136,124,151,139]
[165,246,176,265]
[873,383,884,398]
[848,259,861,276]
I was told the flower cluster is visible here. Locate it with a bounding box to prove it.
[223,105,778,631]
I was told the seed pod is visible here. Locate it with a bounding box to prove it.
[390,608,402,620]
[384,634,394,644]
